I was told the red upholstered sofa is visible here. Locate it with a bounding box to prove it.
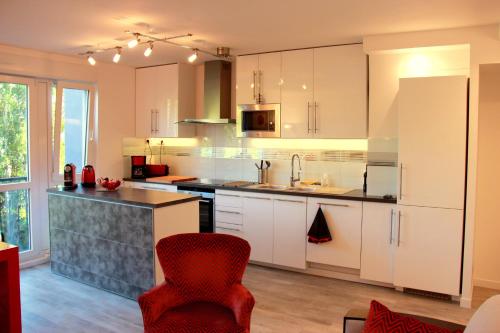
[138,233,255,333]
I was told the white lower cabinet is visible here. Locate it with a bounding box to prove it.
[306,198,362,269]
[273,195,307,269]
[241,193,274,264]
[394,205,463,296]
[360,202,396,284]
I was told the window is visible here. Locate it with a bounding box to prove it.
[52,82,95,180]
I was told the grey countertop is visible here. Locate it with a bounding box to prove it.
[124,178,397,204]
[47,185,200,208]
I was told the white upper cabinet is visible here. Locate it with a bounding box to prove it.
[236,55,259,105]
[313,45,367,138]
[136,63,195,138]
[360,202,396,284]
[281,49,314,138]
[281,45,367,138]
[273,195,307,269]
[398,76,468,209]
[306,197,362,269]
[236,53,281,105]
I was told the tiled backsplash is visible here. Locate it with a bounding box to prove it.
[123,126,369,189]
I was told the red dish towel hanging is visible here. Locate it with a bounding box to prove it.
[307,206,333,243]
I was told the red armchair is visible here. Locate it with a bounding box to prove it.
[138,233,255,333]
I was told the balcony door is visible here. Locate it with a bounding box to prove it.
[0,75,48,263]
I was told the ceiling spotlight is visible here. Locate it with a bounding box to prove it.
[128,33,140,48]
[188,49,198,63]
[113,47,122,63]
[87,53,96,66]
[144,42,153,57]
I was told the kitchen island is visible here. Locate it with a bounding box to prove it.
[47,186,200,299]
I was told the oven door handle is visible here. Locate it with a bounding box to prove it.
[198,199,212,204]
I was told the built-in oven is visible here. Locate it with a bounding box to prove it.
[177,185,214,233]
[237,103,281,138]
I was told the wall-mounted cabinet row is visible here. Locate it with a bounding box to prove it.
[236,44,368,139]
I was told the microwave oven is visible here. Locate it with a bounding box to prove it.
[237,103,281,138]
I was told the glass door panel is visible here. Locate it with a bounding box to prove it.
[0,78,34,253]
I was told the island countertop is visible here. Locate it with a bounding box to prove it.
[47,185,200,208]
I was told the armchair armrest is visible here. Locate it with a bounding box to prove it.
[223,284,256,329]
[138,283,187,328]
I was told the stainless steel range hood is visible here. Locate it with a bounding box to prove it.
[180,60,235,124]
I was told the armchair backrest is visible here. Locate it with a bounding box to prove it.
[464,294,500,333]
[156,233,251,303]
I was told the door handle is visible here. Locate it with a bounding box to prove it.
[307,102,311,133]
[252,71,257,102]
[397,210,402,247]
[318,202,349,208]
[243,196,272,200]
[399,163,403,200]
[314,102,318,133]
[216,210,241,215]
[275,199,306,204]
[390,209,394,244]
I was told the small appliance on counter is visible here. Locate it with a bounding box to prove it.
[145,164,169,177]
[63,163,77,190]
[81,165,96,188]
[131,156,147,179]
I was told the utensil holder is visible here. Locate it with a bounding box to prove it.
[258,169,268,184]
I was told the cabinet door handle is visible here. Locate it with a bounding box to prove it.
[217,226,241,232]
[318,202,349,208]
[258,70,263,103]
[307,102,311,133]
[399,163,403,200]
[314,102,318,133]
[151,109,155,134]
[243,196,272,200]
[156,110,160,132]
[275,198,306,204]
[389,209,394,244]
[216,210,241,215]
[217,194,241,198]
[397,210,402,247]
[252,71,257,102]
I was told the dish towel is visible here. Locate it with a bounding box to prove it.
[307,206,333,243]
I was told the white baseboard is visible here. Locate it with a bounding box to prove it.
[474,277,500,290]
[20,252,50,269]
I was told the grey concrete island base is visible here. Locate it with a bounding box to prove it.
[47,186,200,299]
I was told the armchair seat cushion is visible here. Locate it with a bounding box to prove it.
[148,302,246,333]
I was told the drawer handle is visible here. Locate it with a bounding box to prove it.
[217,194,241,198]
[275,199,305,204]
[216,210,241,215]
[243,196,272,200]
[217,226,241,232]
[318,202,349,208]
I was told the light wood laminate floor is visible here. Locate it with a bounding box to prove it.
[21,264,498,333]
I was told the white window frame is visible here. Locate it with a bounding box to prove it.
[50,81,96,185]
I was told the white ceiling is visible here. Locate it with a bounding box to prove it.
[1,0,499,67]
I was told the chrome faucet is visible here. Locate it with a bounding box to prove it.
[290,154,302,187]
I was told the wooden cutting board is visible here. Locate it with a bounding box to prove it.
[146,176,198,184]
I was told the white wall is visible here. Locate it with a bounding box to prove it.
[364,24,500,307]
[475,63,500,289]
[0,43,135,253]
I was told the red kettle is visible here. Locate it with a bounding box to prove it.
[81,165,96,188]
